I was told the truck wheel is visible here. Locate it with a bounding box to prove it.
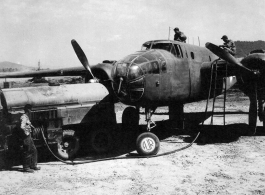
[122,107,139,130]
[136,132,160,156]
[57,135,80,160]
[90,129,113,153]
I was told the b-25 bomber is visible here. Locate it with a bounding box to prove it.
[0,38,265,162]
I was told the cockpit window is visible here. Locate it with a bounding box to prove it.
[142,42,152,50]
[136,61,160,75]
[173,44,183,58]
[133,56,148,64]
[151,61,159,74]
[142,42,174,52]
[141,42,184,59]
[151,43,172,52]
[161,61,167,72]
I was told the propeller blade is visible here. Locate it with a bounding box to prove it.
[205,42,253,73]
[71,39,95,79]
[206,42,260,134]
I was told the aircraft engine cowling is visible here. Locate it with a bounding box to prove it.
[239,52,265,96]
[91,63,113,81]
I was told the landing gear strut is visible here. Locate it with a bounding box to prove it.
[135,107,160,156]
[258,99,265,130]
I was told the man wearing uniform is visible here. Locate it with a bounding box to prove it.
[20,105,40,173]
[173,27,187,43]
[220,35,236,56]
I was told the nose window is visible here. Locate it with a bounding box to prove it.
[151,61,159,74]
[128,65,143,80]
[115,63,128,77]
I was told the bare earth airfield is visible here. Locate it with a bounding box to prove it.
[0,85,265,195]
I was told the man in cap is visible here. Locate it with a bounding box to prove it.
[219,35,236,56]
[20,104,40,173]
[174,27,187,43]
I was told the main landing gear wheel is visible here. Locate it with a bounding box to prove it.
[90,129,113,153]
[57,135,80,160]
[136,132,160,156]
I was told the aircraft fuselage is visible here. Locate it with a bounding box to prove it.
[111,40,237,107]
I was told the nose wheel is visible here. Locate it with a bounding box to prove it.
[136,132,160,156]
[135,107,160,156]
[122,107,160,156]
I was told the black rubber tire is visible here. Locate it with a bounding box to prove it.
[89,129,113,154]
[57,135,80,160]
[122,107,139,131]
[136,132,160,156]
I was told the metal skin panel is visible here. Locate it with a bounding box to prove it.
[144,74,160,102]
[143,49,190,103]
[169,52,190,102]
[138,41,224,106]
[143,50,164,103]
[1,83,109,110]
[184,43,218,102]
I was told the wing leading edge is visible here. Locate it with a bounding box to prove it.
[0,66,87,78]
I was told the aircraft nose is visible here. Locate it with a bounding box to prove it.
[112,50,165,104]
[112,60,144,103]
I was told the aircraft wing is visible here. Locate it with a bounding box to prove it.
[0,66,87,78]
[0,62,114,81]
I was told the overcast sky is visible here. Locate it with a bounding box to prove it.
[0,0,264,69]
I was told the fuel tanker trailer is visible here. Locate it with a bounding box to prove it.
[0,82,117,165]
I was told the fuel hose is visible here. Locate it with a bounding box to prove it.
[40,127,200,165]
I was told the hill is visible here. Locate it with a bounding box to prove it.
[0,61,35,72]
[235,40,265,57]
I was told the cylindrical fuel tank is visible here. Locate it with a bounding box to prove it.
[0,83,109,110]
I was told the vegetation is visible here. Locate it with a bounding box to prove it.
[0,68,18,72]
[0,61,35,72]
[235,40,265,57]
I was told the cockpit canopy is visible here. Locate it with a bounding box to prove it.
[141,40,183,58]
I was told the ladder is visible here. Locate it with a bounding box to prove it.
[204,59,228,125]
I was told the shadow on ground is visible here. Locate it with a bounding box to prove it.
[40,112,265,163]
[3,112,265,168]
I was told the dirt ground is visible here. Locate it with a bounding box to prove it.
[1,89,265,195]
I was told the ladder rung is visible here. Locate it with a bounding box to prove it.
[205,60,227,126]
